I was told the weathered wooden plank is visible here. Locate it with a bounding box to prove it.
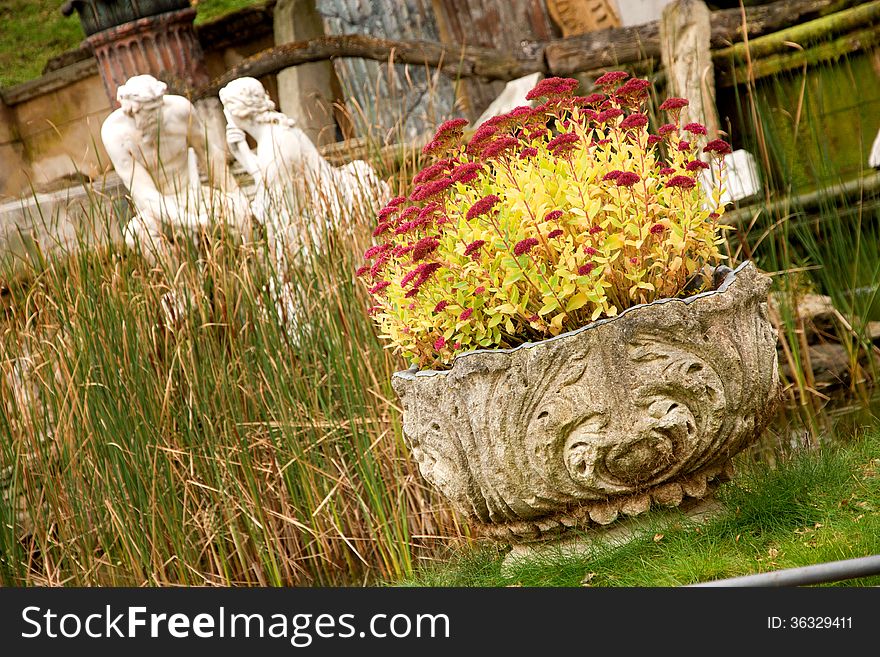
[315,0,456,139]
[716,23,880,87]
[660,0,719,138]
[432,0,559,119]
[198,0,856,99]
[198,34,545,98]
[714,0,880,62]
[544,0,859,75]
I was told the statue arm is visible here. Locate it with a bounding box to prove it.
[223,110,263,184]
[102,123,174,219]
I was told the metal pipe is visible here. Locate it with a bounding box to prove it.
[687,554,880,587]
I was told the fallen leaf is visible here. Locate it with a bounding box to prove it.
[581,572,596,586]
[653,533,664,542]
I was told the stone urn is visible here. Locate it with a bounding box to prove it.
[391,261,781,541]
[61,0,192,35]
[62,0,211,105]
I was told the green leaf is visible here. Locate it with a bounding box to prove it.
[565,292,589,312]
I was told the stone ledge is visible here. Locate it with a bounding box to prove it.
[0,59,99,107]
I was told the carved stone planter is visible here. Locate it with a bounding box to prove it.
[391,261,780,542]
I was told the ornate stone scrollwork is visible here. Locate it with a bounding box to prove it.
[392,262,780,540]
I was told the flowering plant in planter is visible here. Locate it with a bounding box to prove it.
[357,73,733,368]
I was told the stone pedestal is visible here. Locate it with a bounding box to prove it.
[86,7,209,104]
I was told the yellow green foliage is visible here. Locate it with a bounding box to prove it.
[358,73,732,368]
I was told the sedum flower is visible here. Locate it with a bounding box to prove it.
[466,195,500,220]
[513,238,539,256]
[360,74,728,368]
[704,139,733,156]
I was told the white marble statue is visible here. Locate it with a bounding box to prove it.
[101,74,252,249]
[218,76,390,260]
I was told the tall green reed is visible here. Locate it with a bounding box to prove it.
[719,47,880,404]
[0,153,460,586]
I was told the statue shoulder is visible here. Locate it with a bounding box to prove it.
[163,94,198,120]
[100,109,133,145]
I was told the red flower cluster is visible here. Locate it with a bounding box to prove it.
[363,243,390,260]
[615,78,650,105]
[685,160,710,172]
[602,170,623,182]
[594,71,628,88]
[615,172,641,187]
[422,118,469,156]
[466,124,498,157]
[666,175,697,189]
[451,162,483,184]
[703,139,733,156]
[683,122,707,135]
[463,239,486,258]
[466,195,500,221]
[410,177,453,201]
[525,77,580,100]
[482,135,519,159]
[659,97,689,111]
[547,132,579,156]
[597,108,624,123]
[513,237,539,256]
[400,262,442,292]
[620,113,649,130]
[411,236,440,262]
[413,160,452,184]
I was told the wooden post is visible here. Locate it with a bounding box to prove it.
[274,0,342,146]
[660,0,720,141]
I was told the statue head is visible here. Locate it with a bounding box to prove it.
[219,77,295,127]
[117,74,167,115]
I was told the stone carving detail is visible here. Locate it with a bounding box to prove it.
[101,74,252,249]
[219,76,390,260]
[392,262,780,540]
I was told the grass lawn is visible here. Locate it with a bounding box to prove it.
[395,430,880,587]
[0,0,266,88]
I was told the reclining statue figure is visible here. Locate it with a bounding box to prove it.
[101,74,252,250]
[218,76,390,262]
